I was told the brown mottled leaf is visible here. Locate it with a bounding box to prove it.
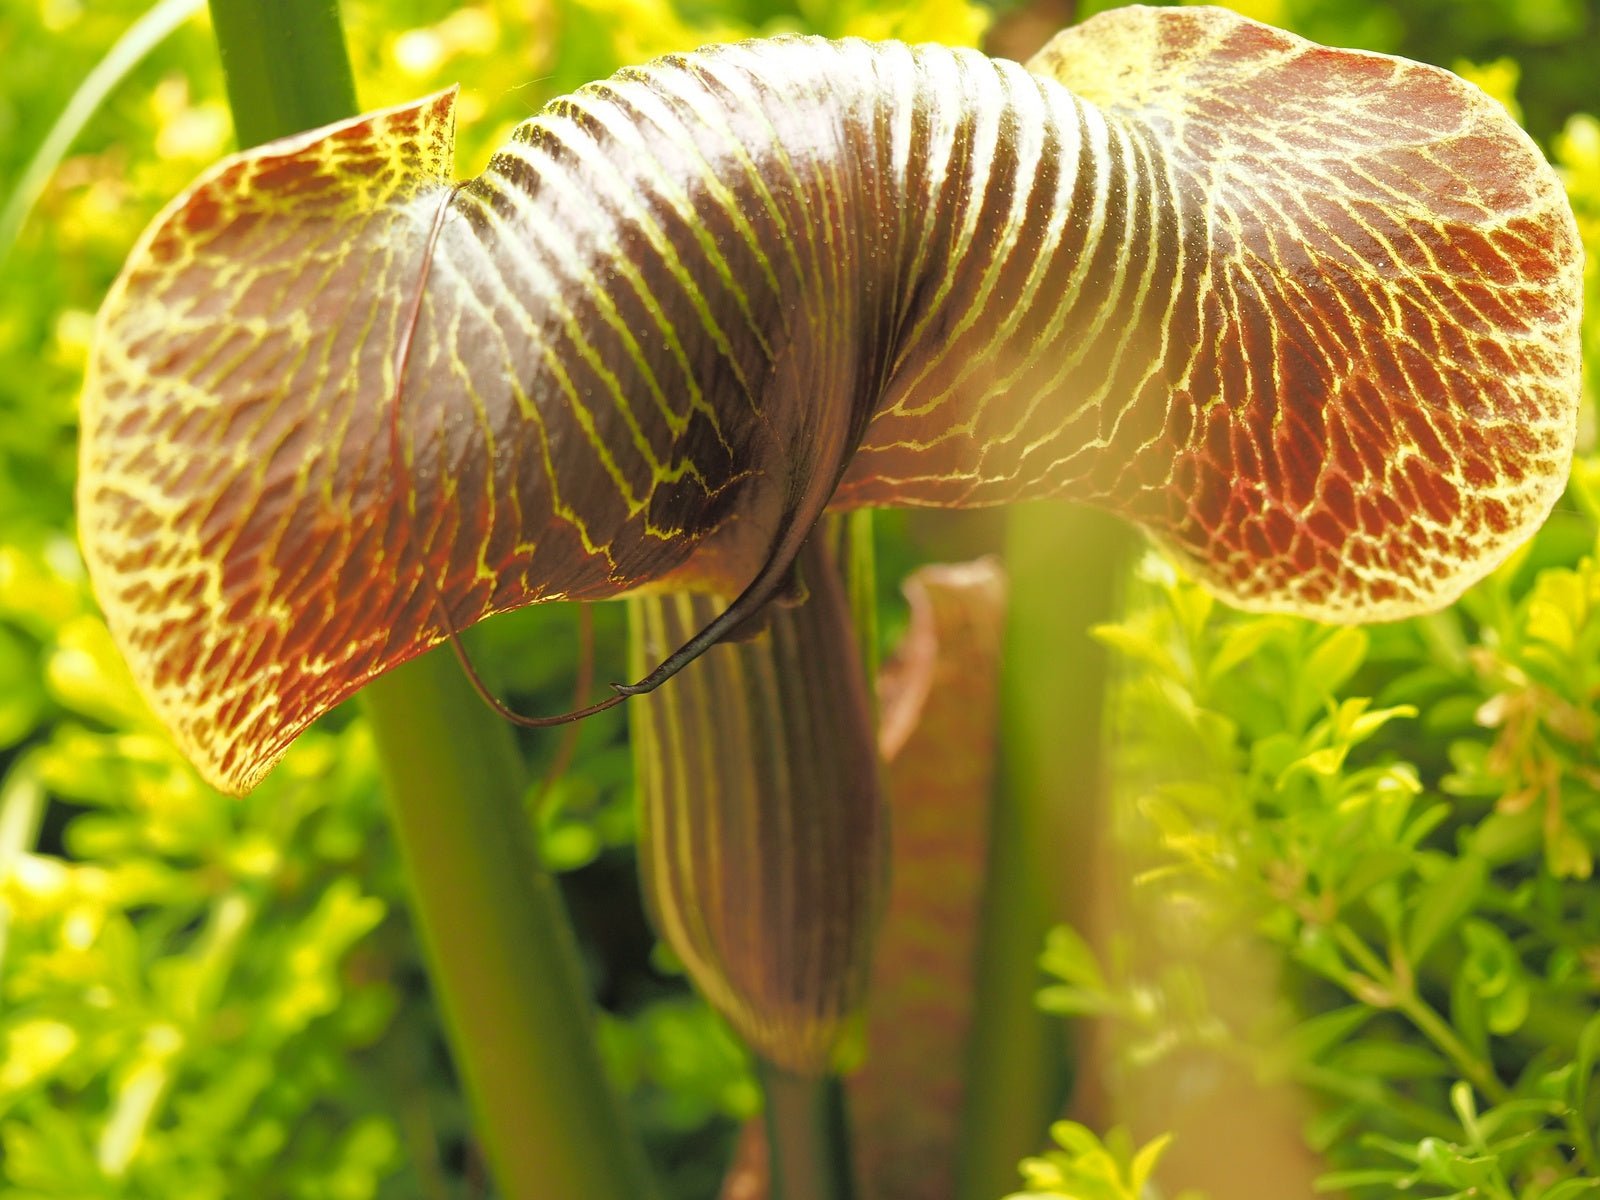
[80,91,461,790]
[80,9,1581,791]
[1006,8,1580,618]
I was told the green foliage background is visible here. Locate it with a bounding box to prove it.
[0,0,1597,1197]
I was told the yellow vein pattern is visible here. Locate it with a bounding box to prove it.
[1010,8,1581,619]
[79,8,1582,793]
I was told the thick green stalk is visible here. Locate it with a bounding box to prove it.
[758,1059,857,1200]
[957,501,1134,1200]
[365,653,655,1199]
[207,0,358,147]
[204,4,654,1196]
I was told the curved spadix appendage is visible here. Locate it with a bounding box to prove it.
[79,6,1582,794]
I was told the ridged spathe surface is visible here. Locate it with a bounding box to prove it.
[79,8,1582,792]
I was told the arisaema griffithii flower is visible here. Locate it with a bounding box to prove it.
[80,6,1580,796]
[78,6,1582,1176]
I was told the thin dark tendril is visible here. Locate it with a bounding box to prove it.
[609,517,818,698]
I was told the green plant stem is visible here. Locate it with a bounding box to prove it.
[1331,923,1510,1105]
[365,653,655,1199]
[1398,996,1511,1106]
[840,509,880,685]
[758,1059,858,1200]
[957,502,1134,1200]
[207,0,359,147]
[204,4,655,1195]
